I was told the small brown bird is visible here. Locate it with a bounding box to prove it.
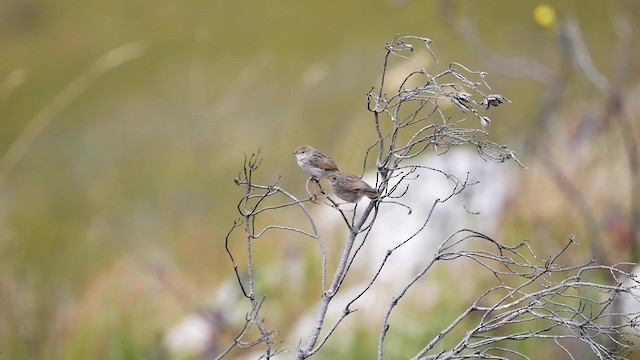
[327,171,378,203]
[294,145,339,180]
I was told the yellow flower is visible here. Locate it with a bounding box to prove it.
[533,4,556,28]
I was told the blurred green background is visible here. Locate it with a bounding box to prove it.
[1,0,640,359]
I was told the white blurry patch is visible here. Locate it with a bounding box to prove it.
[163,279,242,357]
[164,313,213,355]
[621,265,640,332]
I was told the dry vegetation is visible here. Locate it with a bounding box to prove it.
[223,35,640,359]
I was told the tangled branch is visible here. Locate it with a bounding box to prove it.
[221,36,639,359]
[391,233,640,359]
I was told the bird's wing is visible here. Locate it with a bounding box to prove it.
[317,157,339,171]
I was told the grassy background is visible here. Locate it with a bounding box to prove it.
[1,0,640,358]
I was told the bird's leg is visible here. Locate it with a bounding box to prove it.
[305,177,316,202]
[306,177,324,203]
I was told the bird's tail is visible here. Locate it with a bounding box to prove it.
[363,188,379,200]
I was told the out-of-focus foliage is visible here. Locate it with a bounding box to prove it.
[1,0,640,359]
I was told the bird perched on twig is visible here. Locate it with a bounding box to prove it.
[293,145,339,180]
[327,171,378,203]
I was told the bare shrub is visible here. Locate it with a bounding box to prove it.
[222,36,640,360]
